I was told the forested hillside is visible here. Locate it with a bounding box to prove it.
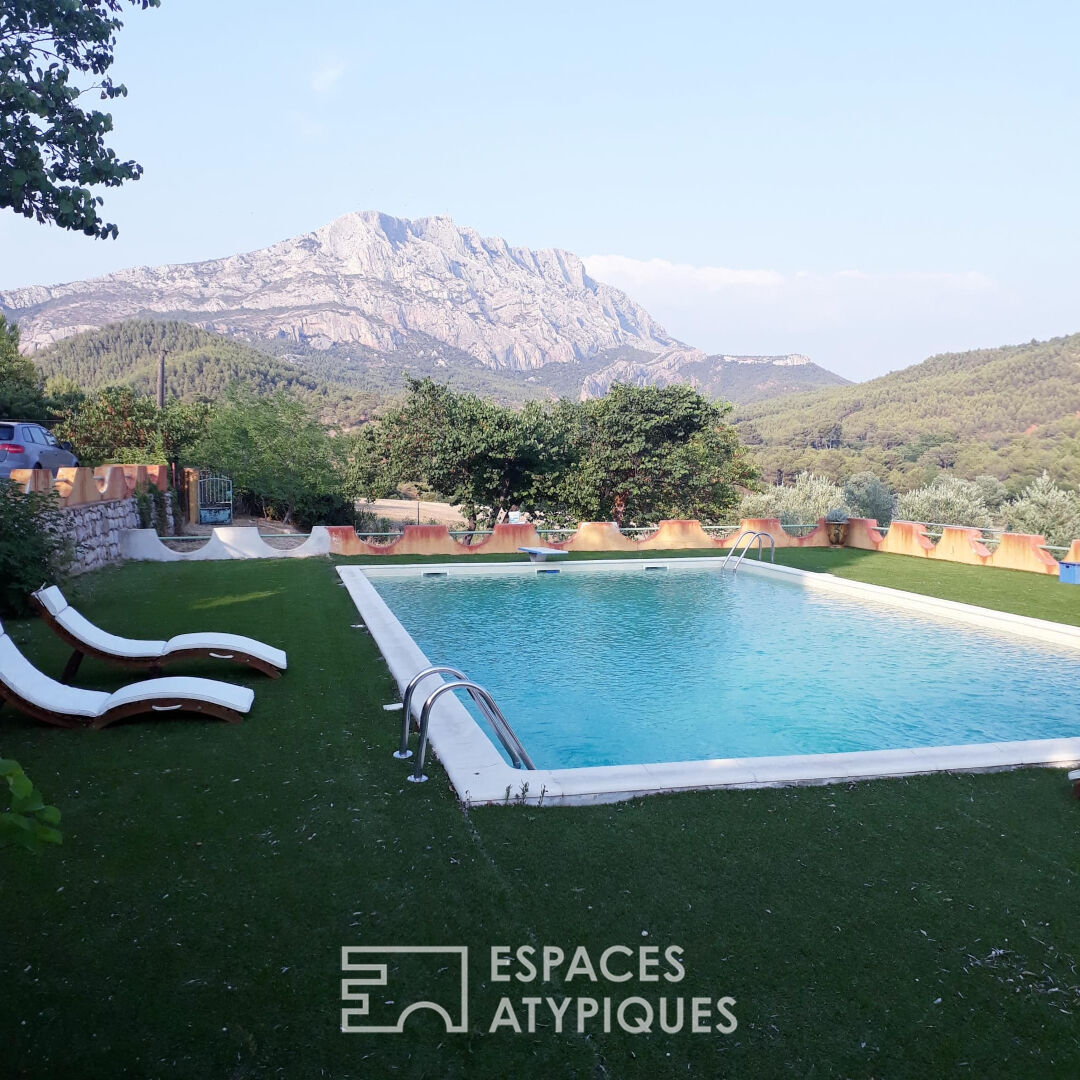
[737,333,1080,491]
[31,322,380,426]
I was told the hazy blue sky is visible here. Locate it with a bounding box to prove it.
[2,0,1077,380]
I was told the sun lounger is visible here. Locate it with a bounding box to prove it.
[31,586,287,682]
[0,620,254,729]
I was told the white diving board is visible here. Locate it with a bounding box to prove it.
[518,546,570,563]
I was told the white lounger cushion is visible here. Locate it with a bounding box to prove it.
[33,586,68,618]
[104,676,254,715]
[0,632,108,718]
[164,633,287,671]
[56,607,167,659]
[0,629,253,718]
[36,585,286,670]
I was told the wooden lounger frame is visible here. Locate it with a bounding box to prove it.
[0,680,246,730]
[30,594,283,683]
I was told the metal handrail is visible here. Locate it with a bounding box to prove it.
[722,530,776,574]
[389,665,468,759]
[410,680,535,782]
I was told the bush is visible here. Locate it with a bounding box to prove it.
[1006,472,1080,548]
[894,475,992,529]
[973,474,1009,511]
[842,471,894,526]
[1,758,62,853]
[739,472,849,526]
[0,481,72,616]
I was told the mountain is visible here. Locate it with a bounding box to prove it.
[1,210,846,405]
[737,333,1080,491]
[580,347,848,402]
[1,210,678,367]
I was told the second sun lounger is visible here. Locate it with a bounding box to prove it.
[31,586,287,682]
[0,621,254,729]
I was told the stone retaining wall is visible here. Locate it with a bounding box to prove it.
[60,495,175,575]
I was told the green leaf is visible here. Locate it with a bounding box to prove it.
[32,824,63,846]
[9,772,33,800]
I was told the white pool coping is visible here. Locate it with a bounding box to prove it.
[338,558,1080,806]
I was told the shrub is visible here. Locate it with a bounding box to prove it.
[739,472,849,526]
[0,481,72,616]
[1,758,62,853]
[894,475,992,529]
[1006,472,1080,548]
[842,471,894,526]
[973,475,1009,511]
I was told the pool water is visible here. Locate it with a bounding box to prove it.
[372,567,1080,769]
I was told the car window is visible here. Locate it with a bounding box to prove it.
[22,426,42,443]
[42,429,60,447]
[0,424,13,441]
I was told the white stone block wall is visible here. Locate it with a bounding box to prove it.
[59,496,175,575]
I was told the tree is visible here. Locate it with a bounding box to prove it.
[1006,472,1080,548]
[842,471,894,526]
[972,474,1009,511]
[894,476,992,528]
[353,378,570,530]
[349,379,754,529]
[53,384,158,464]
[53,385,209,467]
[562,384,755,526]
[341,422,399,504]
[740,472,849,527]
[1,0,159,238]
[42,372,85,413]
[0,314,48,418]
[190,389,343,525]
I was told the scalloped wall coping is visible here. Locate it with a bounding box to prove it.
[113,515,1078,575]
[7,463,169,507]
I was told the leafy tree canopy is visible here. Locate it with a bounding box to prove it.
[189,389,344,526]
[352,378,755,529]
[563,383,755,526]
[1,0,159,238]
[54,384,209,467]
[0,313,48,418]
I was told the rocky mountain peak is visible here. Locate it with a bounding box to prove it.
[0,211,680,368]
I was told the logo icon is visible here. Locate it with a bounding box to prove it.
[341,946,469,1034]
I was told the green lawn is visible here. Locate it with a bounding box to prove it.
[1,553,1078,1078]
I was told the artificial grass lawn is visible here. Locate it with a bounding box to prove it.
[1,553,1078,1078]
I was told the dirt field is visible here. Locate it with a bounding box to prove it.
[362,498,467,527]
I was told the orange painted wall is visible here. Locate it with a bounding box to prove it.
[253,511,1080,579]
[7,464,169,508]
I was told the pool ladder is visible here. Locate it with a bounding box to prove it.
[723,530,776,574]
[385,665,536,782]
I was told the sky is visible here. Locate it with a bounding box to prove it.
[2,0,1078,381]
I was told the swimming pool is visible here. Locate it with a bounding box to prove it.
[340,560,1080,804]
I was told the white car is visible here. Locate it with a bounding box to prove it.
[0,420,79,478]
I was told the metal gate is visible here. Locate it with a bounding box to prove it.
[198,471,233,525]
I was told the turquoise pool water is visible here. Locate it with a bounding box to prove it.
[372,567,1080,769]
